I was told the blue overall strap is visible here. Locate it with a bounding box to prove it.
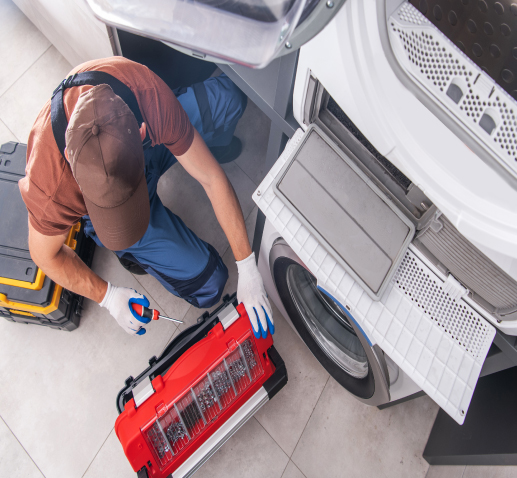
[191,81,225,137]
[50,71,152,159]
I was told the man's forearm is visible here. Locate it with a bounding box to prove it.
[39,245,108,303]
[205,174,252,261]
[176,129,252,261]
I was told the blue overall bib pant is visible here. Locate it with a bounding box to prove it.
[51,72,248,309]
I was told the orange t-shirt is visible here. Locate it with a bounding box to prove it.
[19,56,194,237]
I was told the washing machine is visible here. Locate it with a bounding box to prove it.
[251,0,517,420]
[258,217,422,406]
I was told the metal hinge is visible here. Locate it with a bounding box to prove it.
[219,303,240,330]
[133,377,155,408]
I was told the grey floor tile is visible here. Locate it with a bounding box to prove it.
[0,248,176,478]
[464,466,517,478]
[175,303,208,334]
[0,45,71,142]
[0,0,51,97]
[426,465,465,478]
[282,461,307,478]
[83,428,135,478]
[254,302,329,456]
[193,417,289,478]
[0,118,18,144]
[234,100,271,186]
[159,326,181,356]
[292,378,438,478]
[0,416,44,478]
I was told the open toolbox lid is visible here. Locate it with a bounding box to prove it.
[115,294,287,478]
[254,128,496,424]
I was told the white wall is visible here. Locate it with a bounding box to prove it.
[13,0,113,68]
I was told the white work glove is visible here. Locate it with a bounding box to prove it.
[236,252,274,339]
[100,282,151,336]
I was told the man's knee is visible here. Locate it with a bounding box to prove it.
[207,74,248,125]
[192,257,229,309]
[223,78,247,121]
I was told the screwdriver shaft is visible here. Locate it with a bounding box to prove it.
[158,314,184,324]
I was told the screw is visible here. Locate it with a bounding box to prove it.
[257,190,261,196]
[497,319,502,323]
[420,202,428,211]
[461,410,465,416]
[285,42,292,49]
[326,0,334,7]
[345,305,351,311]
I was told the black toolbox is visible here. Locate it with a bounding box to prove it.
[0,142,95,331]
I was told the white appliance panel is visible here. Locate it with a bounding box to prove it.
[292,0,517,262]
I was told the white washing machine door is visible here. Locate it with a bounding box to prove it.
[269,238,391,405]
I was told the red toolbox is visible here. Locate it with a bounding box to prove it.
[115,294,287,478]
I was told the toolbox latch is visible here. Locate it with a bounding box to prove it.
[133,377,155,408]
[219,303,240,330]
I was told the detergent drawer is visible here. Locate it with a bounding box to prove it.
[270,124,415,300]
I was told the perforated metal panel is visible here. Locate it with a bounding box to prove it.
[393,252,494,360]
[389,2,517,178]
[409,0,517,99]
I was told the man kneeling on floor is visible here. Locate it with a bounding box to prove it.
[20,56,273,338]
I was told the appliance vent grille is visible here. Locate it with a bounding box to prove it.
[397,28,465,94]
[398,2,427,25]
[390,3,517,175]
[394,252,492,360]
[414,215,517,313]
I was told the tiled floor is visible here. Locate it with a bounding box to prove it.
[1,1,517,477]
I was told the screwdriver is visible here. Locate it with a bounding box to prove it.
[131,303,183,324]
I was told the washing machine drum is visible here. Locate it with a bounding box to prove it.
[85,0,346,67]
[270,240,391,405]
